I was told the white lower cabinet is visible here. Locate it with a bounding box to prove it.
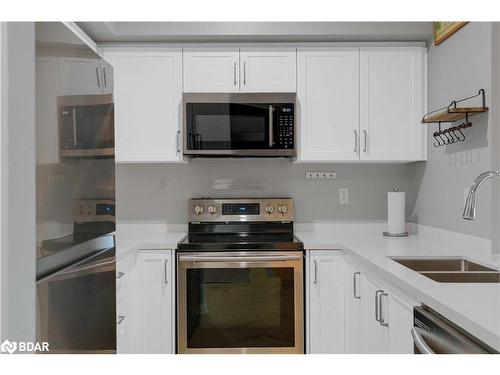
[131,250,175,354]
[117,249,175,354]
[307,250,345,353]
[345,256,418,354]
[116,250,137,354]
[345,263,366,353]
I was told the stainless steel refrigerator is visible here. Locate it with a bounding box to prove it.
[35,22,116,353]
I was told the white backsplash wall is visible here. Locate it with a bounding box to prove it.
[411,22,494,239]
[116,159,416,225]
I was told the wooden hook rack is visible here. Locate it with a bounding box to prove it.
[422,89,488,147]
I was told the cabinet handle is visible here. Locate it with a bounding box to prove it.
[116,271,125,279]
[233,62,237,86]
[243,62,246,85]
[117,315,125,325]
[313,260,318,284]
[353,272,361,299]
[103,67,107,87]
[363,130,367,153]
[353,130,358,153]
[95,67,101,88]
[176,130,181,154]
[379,292,389,327]
[375,289,383,322]
[164,259,168,284]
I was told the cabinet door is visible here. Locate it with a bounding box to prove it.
[133,250,174,354]
[36,56,60,164]
[363,275,389,353]
[116,251,137,354]
[308,250,345,353]
[297,49,360,161]
[104,49,183,162]
[99,58,114,95]
[360,47,425,161]
[183,48,239,92]
[345,264,366,353]
[240,48,296,92]
[58,56,102,95]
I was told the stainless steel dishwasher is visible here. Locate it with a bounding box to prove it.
[412,306,498,354]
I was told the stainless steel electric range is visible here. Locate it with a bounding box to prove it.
[177,198,304,354]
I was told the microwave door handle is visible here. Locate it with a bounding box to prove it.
[196,133,202,149]
[269,105,274,147]
[72,108,77,147]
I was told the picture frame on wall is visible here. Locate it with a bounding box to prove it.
[433,22,468,45]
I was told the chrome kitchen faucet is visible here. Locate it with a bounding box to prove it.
[463,170,500,220]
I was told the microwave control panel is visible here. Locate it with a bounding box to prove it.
[59,109,75,149]
[276,104,294,149]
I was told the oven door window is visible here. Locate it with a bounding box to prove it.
[186,103,270,150]
[185,266,295,349]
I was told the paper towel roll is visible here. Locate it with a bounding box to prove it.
[387,191,406,234]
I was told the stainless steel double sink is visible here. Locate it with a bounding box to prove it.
[389,257,500,283]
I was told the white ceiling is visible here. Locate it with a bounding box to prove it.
[77,22,433,43]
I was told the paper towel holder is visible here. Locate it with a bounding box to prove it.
[383,188,409,238]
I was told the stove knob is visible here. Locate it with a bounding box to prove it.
[278,204,288,214]
[265,205,274,214]
[207,205,217,215]
[193,205,204,215]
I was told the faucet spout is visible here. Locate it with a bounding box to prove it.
[463,170,500,220]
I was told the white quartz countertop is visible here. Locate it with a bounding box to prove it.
[115,223,500,352]
[296,229,500,352]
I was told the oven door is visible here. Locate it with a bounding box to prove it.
[184,103,286,156]
[177,251,304,354]
[36,247,116,353]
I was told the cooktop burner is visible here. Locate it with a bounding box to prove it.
[177,198,303,252]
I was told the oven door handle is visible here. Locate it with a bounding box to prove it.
[178,254,302,262]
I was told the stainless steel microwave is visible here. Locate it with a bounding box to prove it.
[183,94,296,157]
[58,94,114,158]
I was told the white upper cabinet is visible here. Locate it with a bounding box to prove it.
[296,46,426,163]
[183,48,297,93]
[240,48,296,92]
[104,48,183,163]
[360,47,425,161]
[297,48,360,161]
[58,56,102,95]
[183,48,240,92]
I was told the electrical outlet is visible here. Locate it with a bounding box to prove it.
[339,188,349,204]
[305,171,336,180]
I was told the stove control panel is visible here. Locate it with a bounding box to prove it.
[188,198,294,222]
